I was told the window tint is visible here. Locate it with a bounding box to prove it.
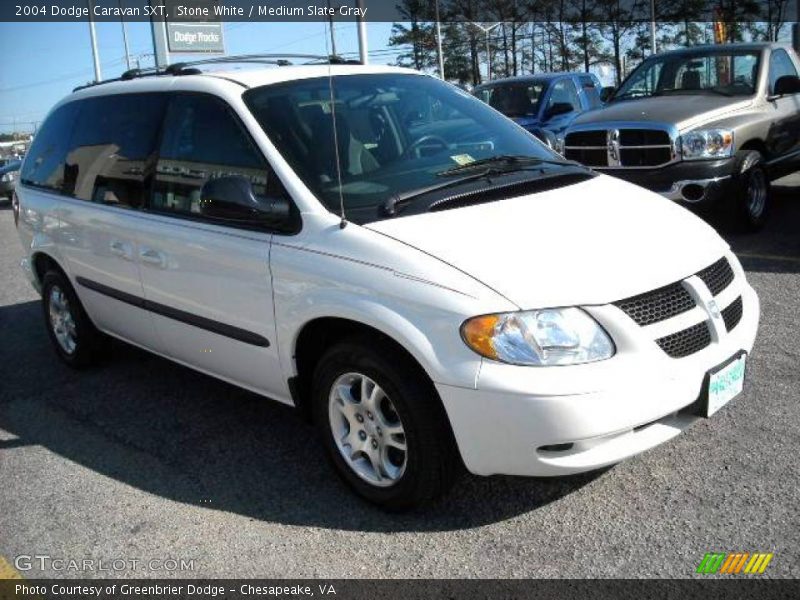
[20,102,78,192]
[66,94,167,208]
[152,94,275,218]
[546,79,580,112]
[769,49,798,93]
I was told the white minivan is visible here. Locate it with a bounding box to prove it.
[14,60,759,509]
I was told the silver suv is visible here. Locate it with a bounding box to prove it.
[564,42,800,231]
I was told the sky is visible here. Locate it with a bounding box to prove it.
[0,20,396,134]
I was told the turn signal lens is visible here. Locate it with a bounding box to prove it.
[461,314,501,360]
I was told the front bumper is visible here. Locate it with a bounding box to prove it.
[601,158,737,206]
[437,258,759,477]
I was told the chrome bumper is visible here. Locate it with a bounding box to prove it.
[661,176,731,203]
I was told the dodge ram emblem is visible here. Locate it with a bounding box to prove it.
[607,128,621,167]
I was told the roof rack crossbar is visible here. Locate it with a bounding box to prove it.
[72,53,362,92]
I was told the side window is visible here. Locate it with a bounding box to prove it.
[769,49,799,93]
[579,75,603,108]
[66,94,167,208]
[20,102,78,192]
[546,79,580,114]
[152,94,277,219]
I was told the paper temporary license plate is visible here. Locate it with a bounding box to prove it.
[704,352,746,417]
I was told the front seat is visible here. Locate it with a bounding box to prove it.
[681,70,702,90]
[310,111,379,182]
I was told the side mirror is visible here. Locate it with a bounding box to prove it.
[544,102,575,120]
[600,86,616,102]
[772,75,800,98]
[199,176,291,228]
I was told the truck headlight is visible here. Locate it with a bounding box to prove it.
[680,129,734,160]
[461,308,615,366]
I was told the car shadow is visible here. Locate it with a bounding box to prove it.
[0,300,601,532]
[723,179,800,275]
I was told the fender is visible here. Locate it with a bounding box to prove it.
[275,288,483,390]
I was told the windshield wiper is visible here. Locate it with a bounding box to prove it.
[436,154,575,177]
[381,170,503,217]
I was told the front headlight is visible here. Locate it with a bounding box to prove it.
[461,307,615,366]
[680,128,734,160]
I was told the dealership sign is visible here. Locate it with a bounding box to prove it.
[167,22,224,53]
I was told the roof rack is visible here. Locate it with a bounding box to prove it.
[72,53,362,92]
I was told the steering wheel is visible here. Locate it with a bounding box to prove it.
[401,134,449,159]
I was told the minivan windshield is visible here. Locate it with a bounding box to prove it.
[614,49,761,101]
[244,73,569,223]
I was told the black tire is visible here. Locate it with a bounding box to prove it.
[41,270,108,368]
[730,149,770,232]
[312,337,460,510]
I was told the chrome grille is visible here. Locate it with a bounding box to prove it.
[656,322,712,358]
[564,126,675,168]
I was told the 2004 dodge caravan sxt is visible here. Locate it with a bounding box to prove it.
[14,62,759,509]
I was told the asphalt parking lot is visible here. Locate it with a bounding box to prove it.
[1,180,799,580]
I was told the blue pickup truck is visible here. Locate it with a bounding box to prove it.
[473,72,604,147]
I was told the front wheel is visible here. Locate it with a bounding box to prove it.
[731,150,770,232]
[312,338,459,510]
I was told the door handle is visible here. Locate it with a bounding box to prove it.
[109,240,133,260]
[139,247,167,268]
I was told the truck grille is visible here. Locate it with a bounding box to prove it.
[613,257,740,359]
[564,127,675,168]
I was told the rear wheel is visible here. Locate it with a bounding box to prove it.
[42,270,108,368]
[312,338,459,510]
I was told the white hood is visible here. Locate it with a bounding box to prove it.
[365,175,728,309]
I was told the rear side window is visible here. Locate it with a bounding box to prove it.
[66,94,167,209]
[21,102,78,192]
[579,75,603,108]
[152,94,272,217]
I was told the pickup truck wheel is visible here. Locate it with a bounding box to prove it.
[732,150,770,232]
[42,270,108,368]
[312,338,459,510]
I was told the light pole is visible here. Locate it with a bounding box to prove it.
[649,0,656,55]
[356,0,368,64]
[87,0,102,81]
[471,22,501,82]
[120,0,131,71]
[435,0,444,79]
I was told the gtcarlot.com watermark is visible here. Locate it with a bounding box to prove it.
[14,554,196,573]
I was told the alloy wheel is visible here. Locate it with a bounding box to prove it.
[328,372,407,487]
[48,285,77,355]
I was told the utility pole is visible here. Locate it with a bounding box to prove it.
[435,0,444,79]
[356,0,368,64]
[87,0,102,81]
[120,0,132,71]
